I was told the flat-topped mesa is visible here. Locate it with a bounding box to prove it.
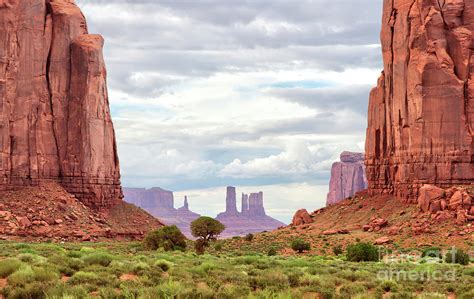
[366,0,474,201]
[326,152,367,206]
[0,0,122,208]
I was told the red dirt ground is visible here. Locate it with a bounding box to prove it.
[240,191,473,255]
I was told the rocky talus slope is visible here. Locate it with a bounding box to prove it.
[0,182,162,241]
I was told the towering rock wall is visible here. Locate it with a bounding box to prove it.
[326,152,368,206]
[0,0,122,208]
[366,0,474,201]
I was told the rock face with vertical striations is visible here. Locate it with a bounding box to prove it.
[326,152,368,206]
[0,0,122,208]
[366,0,474,201]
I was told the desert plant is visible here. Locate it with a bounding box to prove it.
[267,247,277,256]
[244,233,254,242]
[154,259,173,272]
[421,247,442,258]
[0,258,22,278]
[82,252,114,266]
[190,217,225,242]
[291,239,311,253]
[346,242,380,262]
[143,225,187,251]
[191,217,225,254]
[445,248,470,265]
[194,239,207,255]
[333,245,343,256]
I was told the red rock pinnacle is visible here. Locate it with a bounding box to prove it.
[0,0,122,208]
[366,0,474,201]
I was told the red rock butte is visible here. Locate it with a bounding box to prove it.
[366,0,474,201]
[0,0,122,208]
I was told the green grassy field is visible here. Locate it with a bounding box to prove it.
[0,241,472,299]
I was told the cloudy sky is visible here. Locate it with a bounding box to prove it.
[76,0,383,223]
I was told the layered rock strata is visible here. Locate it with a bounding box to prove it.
[0,0,122,208]
[366,0,474,201]
[326,152,368,206]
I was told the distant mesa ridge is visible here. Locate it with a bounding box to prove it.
[123,187,200,237]
[124,186,286,238]
[326,152,368,206]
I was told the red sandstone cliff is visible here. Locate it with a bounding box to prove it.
[0,0,122,208]
[326,152,368,206]
[366,0,474,201]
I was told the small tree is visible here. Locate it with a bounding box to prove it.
[421,247,442,258]
[445,248,470,265]
[333,245,343,256]
[191,217,225,254]
[346,242,380,262]
[244,233,254,242]
[143,225,187,251]
[291,239,311,253]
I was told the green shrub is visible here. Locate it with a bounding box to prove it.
[68,271,106,286]
[346,242,380,262]
[267,247,277,256]
[143,225,187,251]
[131,261,150,275]
[214,242,223,251]
[82,252,114,266]
[291,239,311,253]
[333,245,343,256]
[0,258,22,278]
[339,282,367,298]
[445,248,470,265]
[421,247,442,258]
[7,266,35,286]
[250,271,290,290]
[244,233,254,242]
[154,259,173,272]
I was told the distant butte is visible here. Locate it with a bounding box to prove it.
[326,152,367,206]
[215,187,285,237]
